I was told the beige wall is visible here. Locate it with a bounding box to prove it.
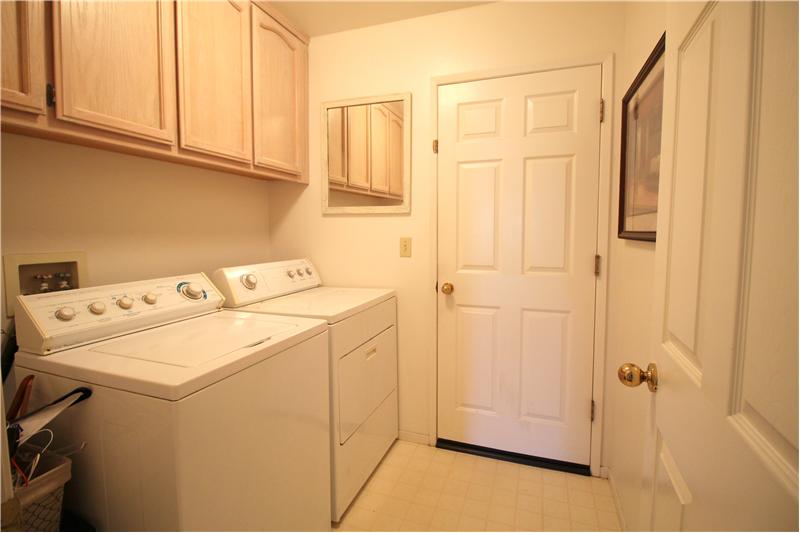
[267,2,627,441]
[601,2,665,530]
[1,133,274,319]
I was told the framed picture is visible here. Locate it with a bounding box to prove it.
[619,32,666,241]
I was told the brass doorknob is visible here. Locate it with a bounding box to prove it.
[441,282,454,295]
[617,362,658,392]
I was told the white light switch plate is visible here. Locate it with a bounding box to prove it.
[399,238,412,257]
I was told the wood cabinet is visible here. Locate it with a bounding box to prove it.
[369,104,390,193]
[388,112,404,197]
[252,4,307,175]
[53,0,176,143]
[177,0,252,162]
[1,1,46,114]
[327,107,347,185]
[347,105,370,190]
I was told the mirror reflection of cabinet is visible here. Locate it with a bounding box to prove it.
[388,112,403,197]
[347,104,370,190]
[327,107,347,185]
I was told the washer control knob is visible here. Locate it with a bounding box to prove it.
[287,270,296,279]
[117,296,134,310]
[305,267,313,275]
[181,283,204,300]
[88,302,106,315]
[55,307,76,321]
[296,268,304,276]
[143,292,158,305]
[241,273,258,290]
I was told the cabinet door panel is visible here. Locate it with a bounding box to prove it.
[1,0,45,114]
[53,0,176,143]
[388,113,404,197]
[177,0,251,162]
[370,104,389,193]
[347,105,370,189]
[327,107,347,185]
[252,7,306,175]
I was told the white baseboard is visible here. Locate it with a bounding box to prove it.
[398,430,430,445]
[606,468,628,532]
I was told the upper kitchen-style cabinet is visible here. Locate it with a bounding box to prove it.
[177,0,252,162]
[53,0,176,143]
[252,3,308,176]
[1,1,46,114]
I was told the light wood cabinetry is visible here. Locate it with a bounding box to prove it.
[252,4,307,175]
[388,112,403,197]
[369,104,390,193]
[0,1,309,183]
[347,105,370,190]
[53,0,176,143]
[177,0,252,162]
[1,1,46,114]
[327,107,347,185]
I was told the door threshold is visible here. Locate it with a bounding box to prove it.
[436,439,591,477]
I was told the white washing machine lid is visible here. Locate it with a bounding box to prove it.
[240,286,395,324]
[14,311,327,401]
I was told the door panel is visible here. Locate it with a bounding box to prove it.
[346,105,370,189]
[177,0,251,162]
[1,0,46,114]
[642,2,797,530]
[370,104,390,193]
[252,6,306,174]
[388,113,403,197]
[437,65,602,464]
[327,107,347,185]
[53,0,176,143]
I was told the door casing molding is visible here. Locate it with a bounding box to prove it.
[428,53,615,476]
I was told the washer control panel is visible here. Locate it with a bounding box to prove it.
[211,259,321,308]
[15,273,224,355]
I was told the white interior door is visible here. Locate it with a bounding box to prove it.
[637,2,798,530]
[437,65,602,465]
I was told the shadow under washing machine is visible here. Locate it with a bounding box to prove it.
[212,259,398,522]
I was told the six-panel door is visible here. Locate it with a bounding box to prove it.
[252,4,307,175]
[53,0,176,143]
[177,0,252,162]
[1,0,46,114]
[437,65,602,465]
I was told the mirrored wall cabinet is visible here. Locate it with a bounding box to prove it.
[322,93,411,214]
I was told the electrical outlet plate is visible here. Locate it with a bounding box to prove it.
[399,237,412,257]
[3,251,87,318]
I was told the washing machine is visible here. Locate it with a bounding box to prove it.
[13,273,331,531]
[211,259,397,521]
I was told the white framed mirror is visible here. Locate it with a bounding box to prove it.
[321,93,411,214]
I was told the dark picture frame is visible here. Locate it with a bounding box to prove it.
[618,32,666,242]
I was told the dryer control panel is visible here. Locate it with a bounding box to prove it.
[211,259,321,308]
[15,273,224,355]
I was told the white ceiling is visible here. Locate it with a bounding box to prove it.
[270,2,487,37]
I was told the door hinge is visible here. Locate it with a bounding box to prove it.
[432,139,439,154]
[591,400,596,422]
[599,98,605,123]
[594,254,601,276]
[46,84,56,107]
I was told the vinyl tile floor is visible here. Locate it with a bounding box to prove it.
[332,440,622,532]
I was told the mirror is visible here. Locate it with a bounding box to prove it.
[322,93,411,214]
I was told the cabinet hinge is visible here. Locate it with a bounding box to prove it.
[594,254,601,276]
[591,400,596,422]
[46,84,56,107]
[599,98,605,123]
[435,281,438,292]
[432,139,439,154]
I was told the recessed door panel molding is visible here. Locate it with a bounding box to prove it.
[456,306,498,413]
[523,156,574,273]
[457,99,503,141]
[177,0,252,162]
[520,309,569,422]
[53,0,176,143]
[650,434,692,531]
[662,18,714,381]
[438,63,601,464]
[457,160,500,271]
[1,0,46,114]
[252,5,306,174]
[525,91,576,134]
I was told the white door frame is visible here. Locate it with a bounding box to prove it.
[427,53,615,476]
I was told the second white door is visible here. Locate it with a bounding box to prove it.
[437,65,602,465]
